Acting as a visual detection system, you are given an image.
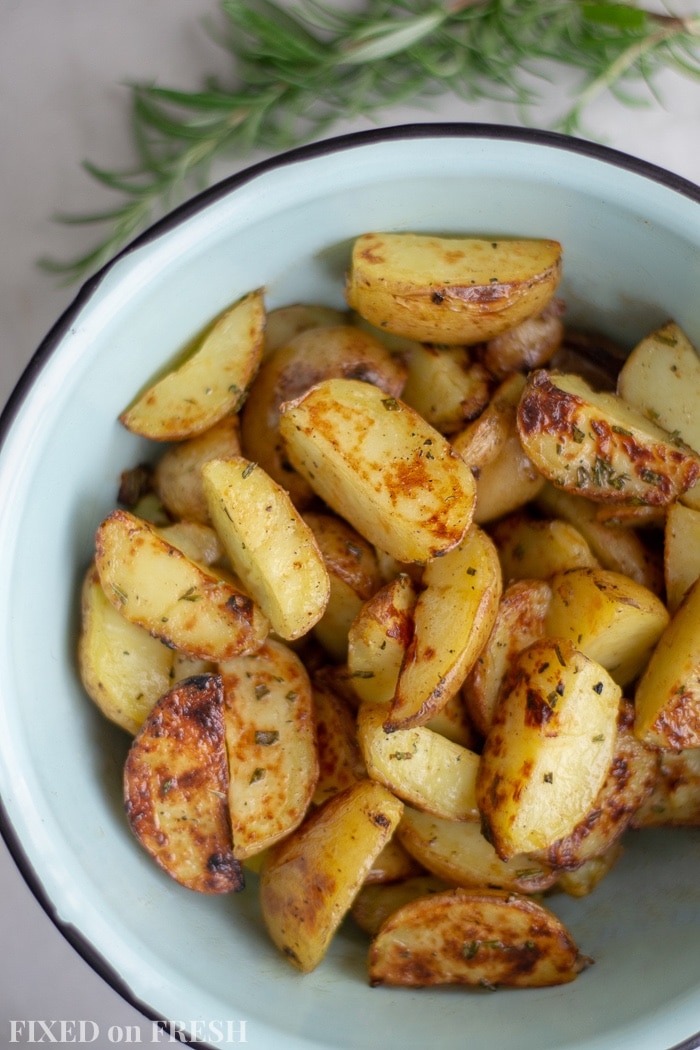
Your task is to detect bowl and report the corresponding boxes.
[1,123,700,1050]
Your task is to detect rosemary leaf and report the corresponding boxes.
[41,0,700,283]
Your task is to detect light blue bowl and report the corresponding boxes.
[1,124,700,1050]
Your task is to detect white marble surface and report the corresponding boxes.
[1,0,699,1043]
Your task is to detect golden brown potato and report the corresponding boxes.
[664,501,700,613]
[396,806,557,896]
[368,888,590,988]
[123,673,243,893]
[545,567,670,688]
[352,875,450,937]
[279,377,476,564]
[94,509,269,661]
[156,520,224,566]
[386,525,502,731]
[362,838,425,886]
[632,748,700,828]
[202,457,330,641]
[491,512,599,582]
[311,674,366,806]
[529,701,656,870]
[555,845,623,898]
[78,564,174,735]
[357,702,480,822]
[462,577,552,737]
[120,290,264,441]
[262,303,349,357]
[347,574,417,706]
[240,324,406,508]
[153,415,241,525]
[259,779,404,972]
[634,577,700,749]
[517,369,700,506]
[346,232,562,345]
[480,298,564,379]
[219,639,318,859]
[399,343,491,434]
[476,638,621,859]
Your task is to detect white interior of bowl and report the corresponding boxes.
[1,125,700,1050]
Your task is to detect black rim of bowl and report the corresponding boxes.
[1,121,699,1050]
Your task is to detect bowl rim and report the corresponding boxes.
[2,120,700,1050]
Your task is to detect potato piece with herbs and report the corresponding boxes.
[480,298,564,379]
[352,875,450,937]
[95,509,268,661]
[396,806,556,896]
[632,748,700,828]
[545,567,670,688]
[517,369,700,505]
[279,377,476,563]
[311,674,366,806]
[368,888,590,988]
[491,512,599,582]
[259,779,403,972]
[262,303,349,357]
[123,673,243,893]
[665,502,700,613]
[202,457,329,642]
[634,577,700,750]
[79,564,175,736]
[120,290,264,441]
[219,639,318,860]
[347,574,417,706]
[386,525,501,731]
[357,702,480,822]
[399,343,491,434]
[346,233,562,345]
[153,414,241,525]
[476,638,621,859]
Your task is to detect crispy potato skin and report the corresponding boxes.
[368,888,590,988]
[124,673,243,893]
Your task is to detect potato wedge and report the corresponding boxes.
[665,502,700,613]
[363,838,425,886]
[462,578,552,737]
[535,483,663,594]
[386,525,501,731]
[156,520,224,566]
[480,298,564,379]
[556,845,623,898]
[241,323,406,508]
[517,369,700,505]
[120,290,264,441]
[368,888,590,988]
[396,806,556,895]
[219,639,318,859]
[123,673,243,893]
[312,675,366,806]
[545,567,669,687]
[153,414,241,525]
[358,702,480,821]
[347,574,417,706]
[529,701,656,870]
[477,638,621,859]
[95,509,268,660]
[259,779,403,972]
[632,748,700,828]
[263,303,349,357]
[352,875,450,937]
[345,233,562,345]
[634,577,700,749]
[399,343,491,434]
[78,564,175,735]
[491,513,599,582]
[279,377,476,563]
[201,457,329,641]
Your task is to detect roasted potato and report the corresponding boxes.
[95,509,269,661]
[477,638,621,859]
[399,343,491,434]
[120,290,264,441]
[311,674,366,806]
[632,748,700,828]
[123,673,243,893]
[347,574,417,706]
[518,369,700,505]
[490,512,599,582]
[219,639,318,859]
[153,414,241,525]
[202,457,330,641]
[352,875,450,937]
[480,298,564,378]
[259,779,403,972]
[279,377,476,563]
[346,233,562,345]
[664,501,700,613]
[368,888,590,988]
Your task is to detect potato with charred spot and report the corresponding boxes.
[124,673,243,893]
[368,888,590,988]
[346,233,562,345]
[476,638,621,859]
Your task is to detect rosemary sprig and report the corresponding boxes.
[40,0,700,283]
